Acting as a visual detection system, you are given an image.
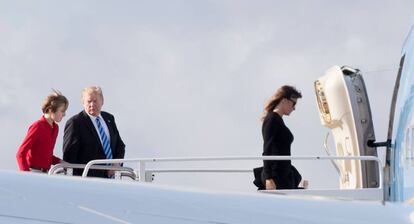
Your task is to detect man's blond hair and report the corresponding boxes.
[82,86,104,101]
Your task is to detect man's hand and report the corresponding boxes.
[107,163,121,178]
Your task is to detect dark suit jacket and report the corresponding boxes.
[63,110,125,177]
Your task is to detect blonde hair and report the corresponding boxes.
[41,89,69,113]
[262,85,302,120]
[82,86,104,101]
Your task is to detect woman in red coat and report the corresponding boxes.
[16,90,69,172]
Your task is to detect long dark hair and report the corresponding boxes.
[261,85,302,120]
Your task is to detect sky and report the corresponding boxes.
[1,1,413,192]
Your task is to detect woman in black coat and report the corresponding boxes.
[261,85,302,190]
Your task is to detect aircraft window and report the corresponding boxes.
[314,80,331,123]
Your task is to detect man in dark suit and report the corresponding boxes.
[63,86,125,178]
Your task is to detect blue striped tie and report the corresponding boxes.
[96,117,113,159]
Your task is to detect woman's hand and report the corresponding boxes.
[265,179,277,190]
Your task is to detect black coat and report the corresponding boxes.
[259,112,301,189]
[63,111,125,177]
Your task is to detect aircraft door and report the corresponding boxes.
[315,66,379,189]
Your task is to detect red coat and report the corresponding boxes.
[16,116,61,171]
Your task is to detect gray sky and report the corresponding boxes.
[1,1,413,191]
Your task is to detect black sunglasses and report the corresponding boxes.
[287,98,297,107]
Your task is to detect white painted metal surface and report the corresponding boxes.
[75,155,384,201]
[0,170,412,224]
[315,66,378,189]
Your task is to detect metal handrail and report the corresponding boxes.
[146,168,252,173]
[48,163,137,180]
[323,132,342,174]
[81,155,383,190]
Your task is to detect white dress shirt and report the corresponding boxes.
[86,113,111,146]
